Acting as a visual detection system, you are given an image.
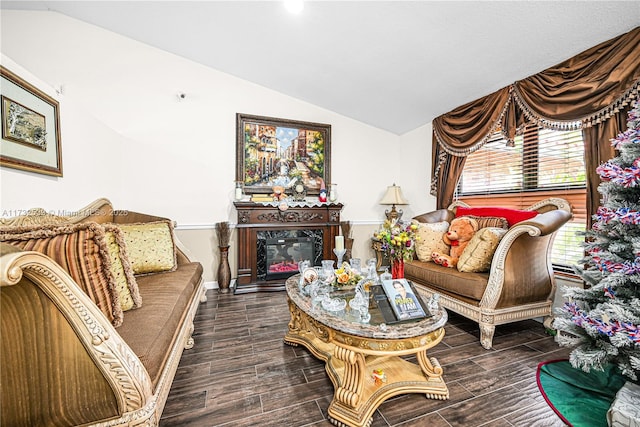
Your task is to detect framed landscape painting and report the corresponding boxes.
[1,66,62,177]
[236,113,331,195]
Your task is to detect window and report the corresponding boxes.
[457,125,586,273]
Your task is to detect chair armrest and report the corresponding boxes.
[480,209,572,310]
[516,209,573,236]
[412,209,455,224]
[1,245,153,425]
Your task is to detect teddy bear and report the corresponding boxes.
[270,185,286,201]
[431,216,478,268]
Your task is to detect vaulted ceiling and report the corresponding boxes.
[2,1,639,134]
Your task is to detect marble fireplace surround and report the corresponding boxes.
[234,201,343,294]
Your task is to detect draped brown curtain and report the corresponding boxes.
[583,105,631,229]
[431,26,640,213]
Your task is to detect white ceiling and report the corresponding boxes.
[2,1,639,134]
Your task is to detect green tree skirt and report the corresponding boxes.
[537,359,628,426]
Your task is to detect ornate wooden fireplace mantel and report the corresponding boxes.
[233,201,343,294]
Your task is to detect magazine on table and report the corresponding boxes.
[380,278,429,321]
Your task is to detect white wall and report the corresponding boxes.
[0,10,437,283]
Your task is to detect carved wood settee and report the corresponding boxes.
[405,198,573,349]
[0,198,205,426]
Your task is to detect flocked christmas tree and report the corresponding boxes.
[554,97,640,381]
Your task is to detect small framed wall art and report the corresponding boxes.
[1,66,62,177]
[236,113,330,195]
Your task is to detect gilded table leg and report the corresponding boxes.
[328,345,374,427]
[333,345,365,408]
[416,350,449,400]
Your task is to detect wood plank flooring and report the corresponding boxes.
[160,289,570,427]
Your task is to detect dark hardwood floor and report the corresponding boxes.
[160,289,570,427]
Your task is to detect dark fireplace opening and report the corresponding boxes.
[256,229,323,281]
[265,237,314,280]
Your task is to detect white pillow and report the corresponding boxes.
[457,227,507,272]
[413,220,450,262]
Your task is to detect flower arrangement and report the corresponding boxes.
[333,262,362,288]
[375,219,418,262]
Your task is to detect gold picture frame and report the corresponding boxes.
[1,66,62,177]
[236,113,330,195]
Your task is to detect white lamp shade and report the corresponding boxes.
[379,184,408,206]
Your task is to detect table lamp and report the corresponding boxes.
[379,183,408,222]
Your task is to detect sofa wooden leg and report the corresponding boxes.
[543,315,555,331]
[479,323,495,349]
[185,336,194,350]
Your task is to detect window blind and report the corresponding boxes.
[457,126,587,272]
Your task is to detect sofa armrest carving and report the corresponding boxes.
[481,223,546,309]
[1,247,153,424]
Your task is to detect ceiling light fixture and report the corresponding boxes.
[283,0,304,14]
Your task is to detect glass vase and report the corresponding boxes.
[391,259,404,279]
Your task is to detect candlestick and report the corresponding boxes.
[335,235,344,251]
[333,248,346,267]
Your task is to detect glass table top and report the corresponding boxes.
[285,274,448,339]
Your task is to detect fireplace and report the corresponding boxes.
[264,235,315,280]
[234,201,343,293]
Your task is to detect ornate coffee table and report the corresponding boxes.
[284,275,449,427]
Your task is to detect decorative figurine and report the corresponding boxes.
[371,369,387,385]
[271,185,286,201]
[292,182,306,201]
[319,187,327,202]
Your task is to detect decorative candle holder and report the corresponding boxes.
[333,248,346,266]
[234,181,244,201]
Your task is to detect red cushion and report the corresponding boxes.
[455,206,537,227]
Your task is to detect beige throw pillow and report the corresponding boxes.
[102,224,142,310]
[457,227,507,273]
[117,221,177,275]
[413,220,450,262]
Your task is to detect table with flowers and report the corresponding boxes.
[283,271,449,427]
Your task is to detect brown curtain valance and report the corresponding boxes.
[430,26,640,212]
[432,86,514,156]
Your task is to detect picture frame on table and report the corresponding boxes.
[0,66,62,177]
[236,113,330,196]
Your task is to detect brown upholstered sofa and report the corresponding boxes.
[0,198,205,426]
[405,198,572,349]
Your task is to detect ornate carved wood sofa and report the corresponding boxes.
[0,198,205,426]
[405,198,572,349]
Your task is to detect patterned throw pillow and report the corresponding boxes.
[457,227,508,273]
[102,224,142,310]
[461,215,509,230]
[413,220,450,262]
[0,222,123,327]
[455,206,537,227]
[117,221,177,275]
